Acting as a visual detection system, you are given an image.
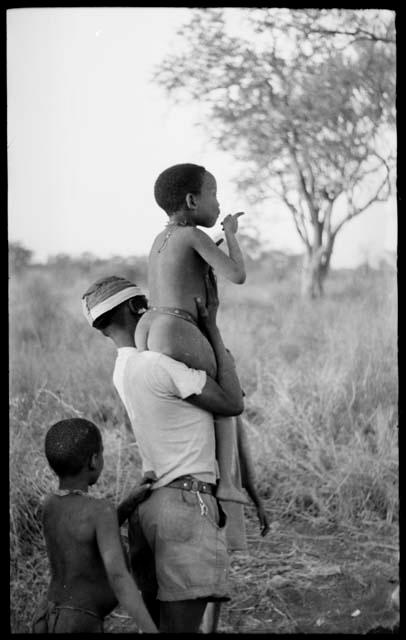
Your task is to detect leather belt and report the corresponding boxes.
[166,475,216,495]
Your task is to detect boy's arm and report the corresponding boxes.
[185,269,244,416]
[236,415,270,537]
[191,213,246,284]
[116,478,155,527]
[95,502,159,633]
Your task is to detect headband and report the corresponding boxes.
[82,285,145,326]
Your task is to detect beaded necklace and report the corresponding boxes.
[53,488,90,497]
[157,219,191,253]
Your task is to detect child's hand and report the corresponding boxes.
[221,212,245,235]
[141,470,158,484]
[126,472,157,506]
[257,503,270,537]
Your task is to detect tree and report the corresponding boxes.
[154,8,396,297]
[9,242,33,274]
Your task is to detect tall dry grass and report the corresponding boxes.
[9,264,398,632]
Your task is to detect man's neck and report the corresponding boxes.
[111,328,136,349]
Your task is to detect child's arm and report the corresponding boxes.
[116,477,155,527]
[191,212,246,284]
[95,502,159,633]
[236,415,270,537]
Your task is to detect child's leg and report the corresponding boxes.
[200,602,222,633]
[215,417,249,505]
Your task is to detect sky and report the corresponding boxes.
[7,7,397,269]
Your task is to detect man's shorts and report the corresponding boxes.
[127,486,230,602]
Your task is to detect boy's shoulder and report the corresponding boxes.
[159,225,211,240]
[42,493,114,518]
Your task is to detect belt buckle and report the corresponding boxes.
[190,479,199,492]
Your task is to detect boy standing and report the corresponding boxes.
[32,418,158,633]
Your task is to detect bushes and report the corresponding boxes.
[218,271,397,525]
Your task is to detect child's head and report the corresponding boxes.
[154,163,220,227]
[45,418,103,484]
[82,275,148,334]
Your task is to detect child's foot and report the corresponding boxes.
[216,482,249,505]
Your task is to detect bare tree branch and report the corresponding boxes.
[322,198,335,243]
[286,134,319,225]
[277,172,311,249]
[332,169,391,237]
[303,26,395,44]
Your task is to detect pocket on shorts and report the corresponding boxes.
[161,489,200,542]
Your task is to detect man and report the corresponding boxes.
[82,270,243,633]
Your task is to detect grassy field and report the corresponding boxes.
[9,260,398,633]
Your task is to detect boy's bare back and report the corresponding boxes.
[149,225,210,316]
[136,226,219,375]
[42,494,120,618]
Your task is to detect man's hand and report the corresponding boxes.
[195,267,219,330]
[221,212,245,235]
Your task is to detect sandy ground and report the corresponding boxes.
[105,502,399,634]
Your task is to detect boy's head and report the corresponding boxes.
[45,418,103,483]
[82,275,148,334]
[154,163,220,227]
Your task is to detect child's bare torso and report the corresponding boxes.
[136,226,217,376]
[42,495,119,618]
[149,226,209,315]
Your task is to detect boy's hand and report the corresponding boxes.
[126,472,157,506]
[195,267,219,329]
[257,502,270,537]
[221,212,245,235]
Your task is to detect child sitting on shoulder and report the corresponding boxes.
[31,418,158,634]
[136,163,247,504]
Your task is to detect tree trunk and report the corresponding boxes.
[301,249,328,299]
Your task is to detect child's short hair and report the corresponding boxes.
[154,163,206,214]
[45,418,102,478]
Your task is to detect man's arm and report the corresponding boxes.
[95,502,158,633]
[185,269,244,416]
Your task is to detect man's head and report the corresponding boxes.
[82,275,148,335]
[45,418,103,484]
[154,163,220,227]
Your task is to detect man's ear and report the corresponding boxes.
[185,192,197,210]
[128,298,147,316]
[128,299,138,315]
